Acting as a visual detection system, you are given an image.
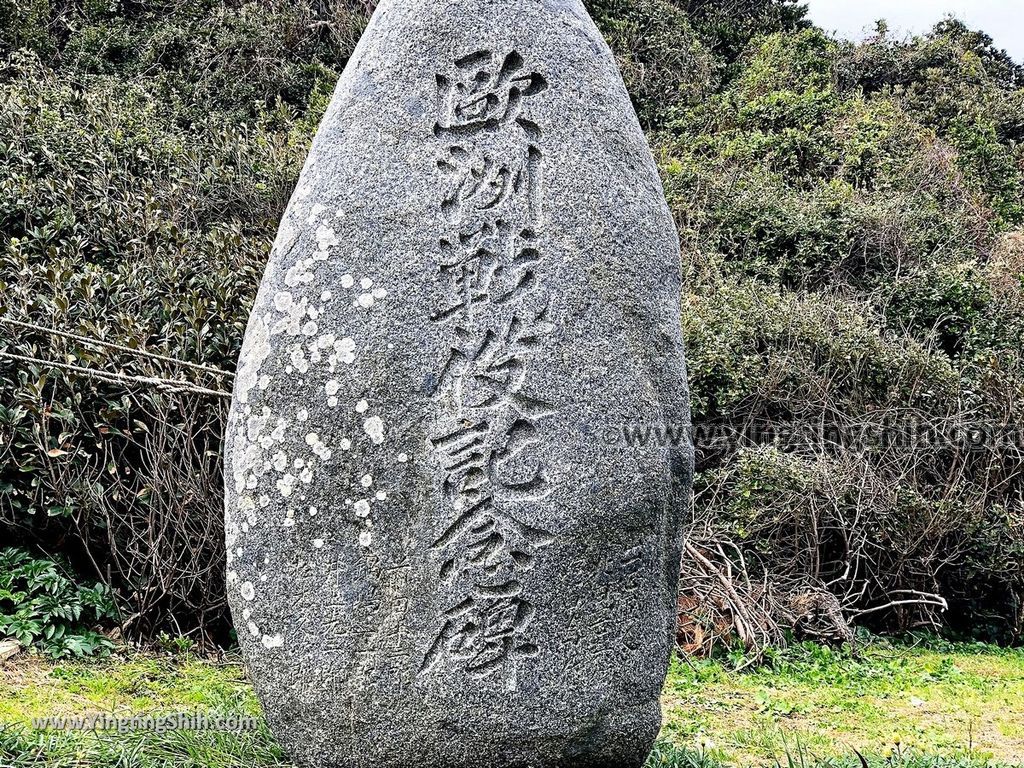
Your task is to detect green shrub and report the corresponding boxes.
[585,0,715,127]
[0,47,309,643]
[660,25,1023,638]
[674,0,809,70]
[0,0,55,59]
[839,20,1024,228]
[0,547,117,658]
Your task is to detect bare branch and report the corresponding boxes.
[0,351,231,400]
[0,316,234,379]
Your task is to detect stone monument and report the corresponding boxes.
[224,0,693,765]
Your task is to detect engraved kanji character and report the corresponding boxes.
[421,582,539,679]
[435,51,547,136]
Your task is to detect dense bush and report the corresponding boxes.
[0,547,116,657]
[668,24,1024,642]
[0,1,352,644]
[584,0,715,127]
[0,0,1021,646]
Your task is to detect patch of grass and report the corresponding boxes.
[0,641,1022,767]
[661,640,1024,766]
[0,652,280,768]
[0,721,289,768]
[0,655,257,725]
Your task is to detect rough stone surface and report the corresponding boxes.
[0,640,20,662]
[224,1,692,766]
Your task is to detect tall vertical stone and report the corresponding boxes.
[224,1,692,766]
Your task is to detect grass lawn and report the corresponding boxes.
[0,638,1021,767]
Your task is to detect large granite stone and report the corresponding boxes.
[224,1,692,765]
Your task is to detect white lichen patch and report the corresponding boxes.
[234,316,271,405]
[277,474,298,497]
[288,344,309,374]
[336,275,386,310]
[306,203,326,224]
[315,225,339,252]
[328,338,356,371]
[305,432,332,460]
[261,634,284,649]
[284,258,316,288]
[270,291,312,340]
[227,183,405,628]
[364,416,385,445]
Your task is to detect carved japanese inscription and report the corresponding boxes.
[423,50,555,688]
